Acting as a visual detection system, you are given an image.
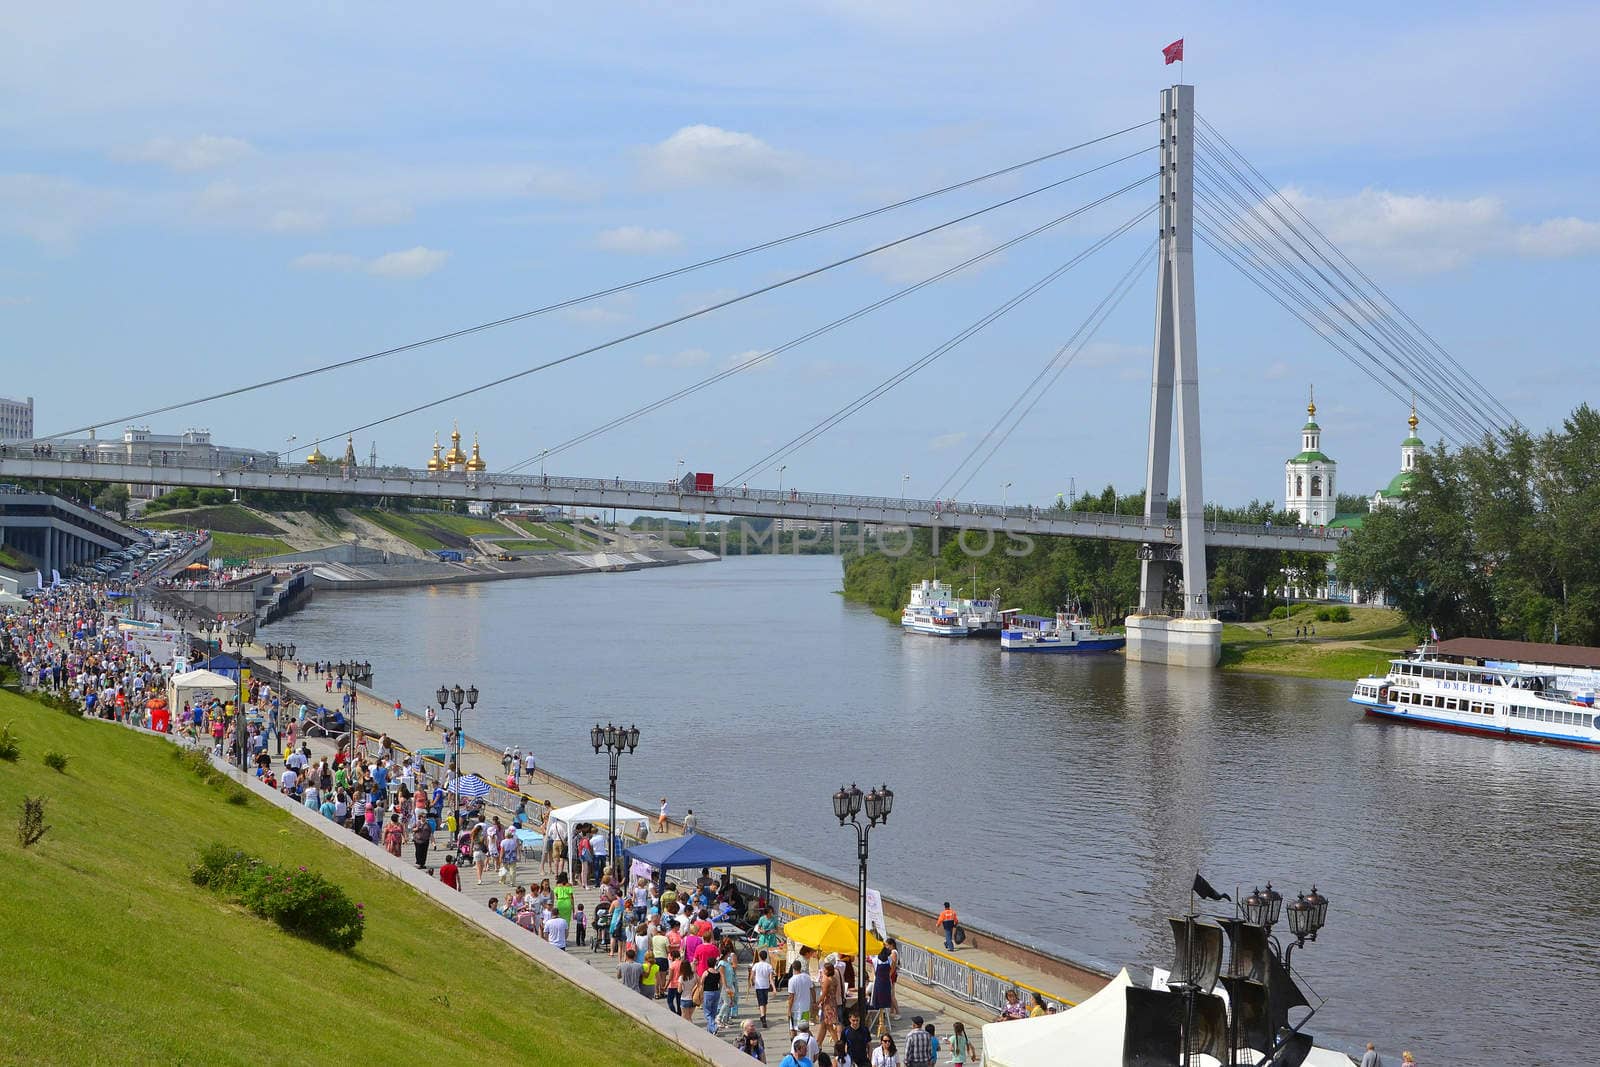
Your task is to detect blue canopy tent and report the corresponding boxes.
[622,833,772,903]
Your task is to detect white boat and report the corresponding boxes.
[958,589,1005,636]
[1350,645,1600,750]
[1000,609,1126,653]
[901,579,969,637]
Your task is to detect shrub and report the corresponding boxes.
[0,722,19,762]
[173,745,224,786]
[1329,605,1351,622]
[17,796,49,848]
[192,845,365,951]
[43,750,69,773]
[1268,605,1288,620]
[225,785,250,806]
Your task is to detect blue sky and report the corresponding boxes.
[2,2,1596,507]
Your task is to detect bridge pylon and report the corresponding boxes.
[1126,83,1222,667]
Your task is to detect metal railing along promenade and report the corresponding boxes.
[0,448,1349,554]
[729,876,1076,1018]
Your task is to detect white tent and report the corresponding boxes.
[170,669,239,714]
[981,970,1355,1067]
[547,797,650,872]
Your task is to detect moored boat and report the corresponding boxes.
[999,609,1125,653]
[901,579,969,637]
[1351,644,1600,749]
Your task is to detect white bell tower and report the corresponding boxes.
[1284,386,1336,525]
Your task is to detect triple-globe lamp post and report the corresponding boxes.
[437,683,478,830]
[591,723,640,883]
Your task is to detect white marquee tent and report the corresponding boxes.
[980,969,1354,1067]
[169,669,238,712]
[546,797,650,870]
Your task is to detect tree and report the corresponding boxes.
[92,483,130,515]
[1337,404,1600,643]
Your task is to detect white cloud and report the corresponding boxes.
[117,134,256,172]
[1514,217,1600,259]
[0,295,35,307]
[0,172,135,247]
[1076,341,1144,370]
[1279,186,1600,272]
[291,246,449,279]
[864,223,997,283]
[721,349,776,372]
[643,348,712,369]
[929,431,968,451]
[639,125,803,187]
[1263,360,1292,381]
[368,246,450,278]
[596,225,682,254]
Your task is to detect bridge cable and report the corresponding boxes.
[936,242,1156,501]
[725,201,1157,487]
[1192,136,1505,440]
[1192,151,1499,441]
[287,168,1161,462]
[501,188,1154,473]
[1192,221,1464,446]
[1192,175,1487,443]
[42,122,1157,441]
[1194,114,1517,433]
[1191,202,1474,444]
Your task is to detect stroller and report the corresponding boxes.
[591,900,611,954]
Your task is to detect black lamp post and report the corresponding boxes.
[225,625,251,769]
[334,660,374,770]
[438,683,479,831]
[591,722,640,883]
[263,642,296,755]
[1243,881,1329,972]
[833,782,893,1018]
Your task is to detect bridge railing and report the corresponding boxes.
[0,447,1347,544]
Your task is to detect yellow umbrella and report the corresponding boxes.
[782,913,883,957]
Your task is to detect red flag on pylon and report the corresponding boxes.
[1163,39,1184,65]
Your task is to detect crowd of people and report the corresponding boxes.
[2,584,1006,1067]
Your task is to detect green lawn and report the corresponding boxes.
[140,504,284,536]
[510,519,592,550]
[353,509,506,552]
[207,531,296,560]
[1219,605,1414,679]
[0,545,33,570]
[0,693,696,1067]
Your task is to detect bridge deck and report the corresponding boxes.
[0,453,1345,553]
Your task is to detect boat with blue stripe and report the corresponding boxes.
[1000,609,1125,654]
[1351,644,1600,750]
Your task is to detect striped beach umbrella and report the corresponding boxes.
[453,773,491,799]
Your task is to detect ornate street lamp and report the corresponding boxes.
[592,722,640,884]
[834,781,893,1017]
[439,683,478,831]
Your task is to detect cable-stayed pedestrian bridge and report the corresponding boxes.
[0,450,1345,554]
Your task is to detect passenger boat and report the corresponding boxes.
[1350,645,1600,749]
[901,579,968,637]
[999,609,1126,653]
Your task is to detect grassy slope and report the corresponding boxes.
[1220,605,1413,679]
[0,693,695,1067]
[139,504,284,536]
[0,545,33,570]
[354,510,506,552]
[206,531,296,559]
[510,519,591,550]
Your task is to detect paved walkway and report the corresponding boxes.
[211,629,1105,1056]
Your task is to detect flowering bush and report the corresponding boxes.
[191,844,365,950]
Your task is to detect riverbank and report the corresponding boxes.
[0,689,702,1066]
[1219,605,1412,679]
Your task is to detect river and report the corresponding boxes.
[280,554,1597,1064]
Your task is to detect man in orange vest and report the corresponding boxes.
[934,902,959,952]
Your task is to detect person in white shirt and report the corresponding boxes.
[787,961,815,1034]
[545,913,569,950]
[749,950,777,1029]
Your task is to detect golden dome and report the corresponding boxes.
[1307,384,1316,419]
[1408,403,1419,432]
[305,442,329,464]
[464,433,486,472]
[443,421,468,467]
[426,433,443,471]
